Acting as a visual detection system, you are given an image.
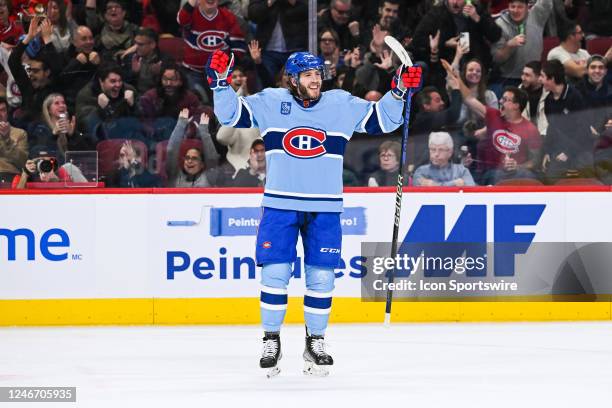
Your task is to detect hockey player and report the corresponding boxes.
[207,50,422,377]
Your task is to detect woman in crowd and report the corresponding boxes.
[29,93,93,158]
[47,0,77,54]
[367,140,401,187]
[166,109,219,188]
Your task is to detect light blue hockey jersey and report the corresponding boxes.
[213,87,404,212]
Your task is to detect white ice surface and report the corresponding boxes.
[2,322,612,407]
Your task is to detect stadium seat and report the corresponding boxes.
[542,36,560,61]
[158,36,185,63]
[586,37,612,56]
[96,139,148,179]
[555,178,604,186]
[495,178,544,186]
[155,139,204,184]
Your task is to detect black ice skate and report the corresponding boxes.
[260,332,282,378]
[303,331,333,377]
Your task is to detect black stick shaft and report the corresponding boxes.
[384,90,413,322]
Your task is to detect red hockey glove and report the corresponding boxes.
[391,65,423,100]
[206,50,234,90]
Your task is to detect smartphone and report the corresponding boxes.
[459,32,470,50]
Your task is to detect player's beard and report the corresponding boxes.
[298,82,321,100]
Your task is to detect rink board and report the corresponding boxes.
[1,187,612,325]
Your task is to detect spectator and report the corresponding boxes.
[30,92,93,157]
[211,138,266,187]
[121,27,165,94]
[59,26,100,111]
[540,59,590,180]
[367,140,400,187]
[443,60,542,184]
[107,140,160,187]
[0,40,23,109]
[449,54,497,170]
[318,28,349,89]
[0,0,24,46]
[353,48,394,96]
[248,0,307,86]
[231,138,266,187]
[450,51,497,130]
[13,146,87,188]
[318,0,361,51]
[178,0,246,103]
[0,97,27,183]
[363,0,404,57]
[576,55,612,156]
[319,28,341,73]
[547,21,590,83]
[230,65,248,95]
[85,0,139,62]
[46,0,77,54]
[413,131,475,186]
[8,17,61,124]
[166,109,219,187]
[519,60,548,136]
[411,0,501,71]
[410,81,463,171]
[576,54,612,110]
[247,38,272,90]
[138,62,207,142]
[75,62,140,142]
[491,0,553,96]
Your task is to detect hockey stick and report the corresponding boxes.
[383,36,414,326]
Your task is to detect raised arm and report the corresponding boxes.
[196,112,220,169]
[207,51,255,128]
[441,59,486,119]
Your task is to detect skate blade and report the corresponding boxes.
[265,366,281,378]
[303,360,329,377]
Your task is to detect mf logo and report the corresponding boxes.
[282,127,327,159]
[0,228,71,261]
[196,30,228,52]
[401,204,545,277]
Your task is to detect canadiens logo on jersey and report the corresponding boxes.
[282,127,327,159]
[492,129,521,154]
[195,30,230,52]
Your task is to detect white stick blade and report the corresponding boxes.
[383,36,413,66]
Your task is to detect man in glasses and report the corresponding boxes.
[85,0,139,61]
[121,28,168,94]
[8,17,59,124]
[547,22,591,83]
[318,0,361,51]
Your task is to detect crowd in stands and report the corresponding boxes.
[0,0,610,188]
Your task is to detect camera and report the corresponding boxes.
[36,157,58,173]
